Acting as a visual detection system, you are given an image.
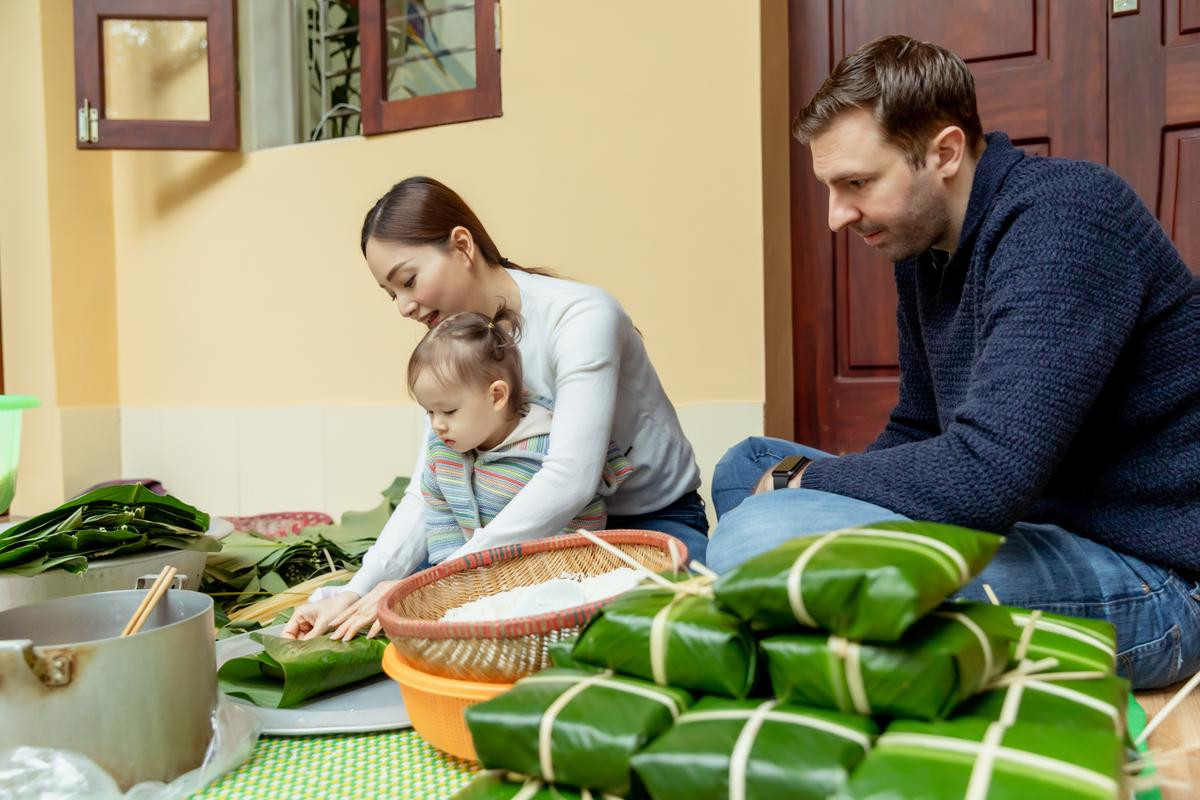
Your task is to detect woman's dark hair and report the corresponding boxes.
[407,304,527,419]
[361,176,554,276]
[793,34,984,169]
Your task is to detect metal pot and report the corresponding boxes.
[0,588,217,790]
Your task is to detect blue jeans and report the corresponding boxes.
[710,436,1200,690]
[609,490,709,567]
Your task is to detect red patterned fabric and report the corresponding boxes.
[224,511,335,539]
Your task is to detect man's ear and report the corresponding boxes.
[489,379,510,411]
[928,125,967,179]
[449,225,476,266]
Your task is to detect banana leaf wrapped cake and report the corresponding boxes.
[631,696,877,800]
[761,602,1012,719]
[1000,605,1118,674]
[843,717,1125,800]
[453,772,622,800]
[571,586,758,698]
[464,667,691,796]
[954,669,1129,735]
[713,521,1003,641]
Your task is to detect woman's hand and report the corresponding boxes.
[329,580,401,641]
[281,591,358,640]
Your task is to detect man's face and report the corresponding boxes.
[810,109,951,262]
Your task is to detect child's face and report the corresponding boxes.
[413,371,512,453]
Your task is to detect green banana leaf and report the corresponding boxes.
[954,672,1130,735]
[0,484,214,575]
[631,697,878,800]
[217,633,387,709]
[453,772,623,800]
[713,520,1003,641]
[202,491,396,614]
[571,587,759,698]
[843,717,1124,800]
[1000,605,1118,674]
[546,637,600,672]
[464,667,691,796]
[761,602,1013,720]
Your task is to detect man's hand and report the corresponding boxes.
[752,461,813,495]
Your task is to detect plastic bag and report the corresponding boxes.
[0,696,260,800]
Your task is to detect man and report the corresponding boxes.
[709,35,1199,689]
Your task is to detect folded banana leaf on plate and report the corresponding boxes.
[464,667,691,796]
[998,605,1118,674]
[842,717,1124,800]
[631,696,877,800]
[218,633,388,709]
[453,772,623,800]
[571,586,758,698]
[713,520,1003,641]
[761,602,1012,720]
[953,669,1130,735]
[0,484,215,576]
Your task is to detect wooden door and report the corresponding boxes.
[786,0,1107,453]
[1109,0,1200,274]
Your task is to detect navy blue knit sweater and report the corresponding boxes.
[802,132,1200,572]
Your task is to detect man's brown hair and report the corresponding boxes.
[793,35,983,169]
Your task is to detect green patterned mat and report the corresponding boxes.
[191,730,477,800]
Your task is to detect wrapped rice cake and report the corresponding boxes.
[844,717,1124,800]
[954,670,1129,735]
[1001,606,1118,674]
[761,602,1012,720]
[571,586,758,698]
[453,772,622,800]
[464,667,690,796]
[714,521,1003,641]
[631,697,878,800]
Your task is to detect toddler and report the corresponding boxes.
[408,307,633,563]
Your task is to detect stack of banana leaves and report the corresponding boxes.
[203,477,407,632]
[0,484,214,576]
[454,520,1148,800]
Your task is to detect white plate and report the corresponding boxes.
[215,624,411,736]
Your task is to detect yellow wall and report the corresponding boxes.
[2,0,769,513]
[0,0,119,512]
[110,1,766,407]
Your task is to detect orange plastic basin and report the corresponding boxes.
[381,643,513,762]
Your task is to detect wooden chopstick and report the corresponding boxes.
[121,565,177,637]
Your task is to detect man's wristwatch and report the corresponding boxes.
[771,455,813,490]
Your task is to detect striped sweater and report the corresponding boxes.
[421,402,634,563]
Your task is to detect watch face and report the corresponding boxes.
[773,455,805,476]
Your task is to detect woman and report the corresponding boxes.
[283,177,707,641]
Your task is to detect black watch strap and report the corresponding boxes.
[771,456,813,490]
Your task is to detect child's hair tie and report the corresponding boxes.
[498,256,511,267]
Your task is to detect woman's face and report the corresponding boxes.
[364,231,480,329]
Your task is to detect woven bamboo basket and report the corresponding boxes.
[376,530,688,683]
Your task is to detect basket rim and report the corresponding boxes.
[376,529,688,641]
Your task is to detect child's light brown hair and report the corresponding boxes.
[407,305,527,418]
